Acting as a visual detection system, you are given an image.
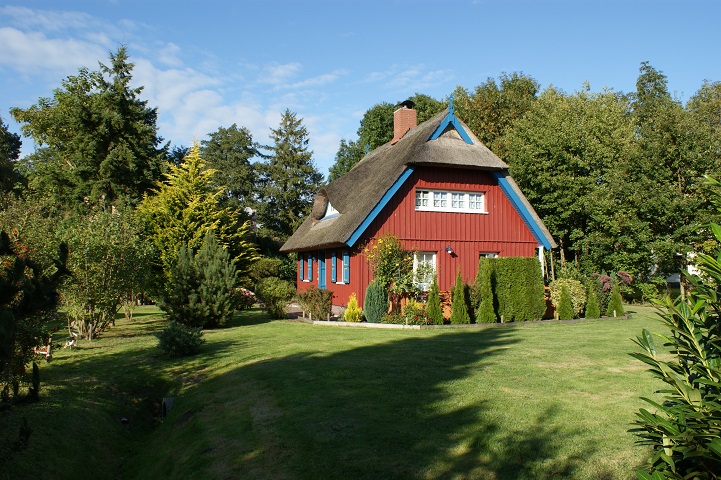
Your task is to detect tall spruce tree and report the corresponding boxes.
[257,109,323,239]
[426,275,444,325]
[10,47,166,205]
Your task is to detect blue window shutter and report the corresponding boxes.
[308,255,313,282]
[299,254,305,280]
[342,250,350,284]
[331,250,337,283]
[318,251,326,289]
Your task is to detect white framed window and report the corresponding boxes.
[415,190,429,208]
[413,252,436,291]
[415,189,486,213]
[480,252,498,258]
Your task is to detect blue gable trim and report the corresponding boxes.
[429,99,473,144]
[347,166,415,247]
[492,171,553,250]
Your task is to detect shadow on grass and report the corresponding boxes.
[137,328,600,479]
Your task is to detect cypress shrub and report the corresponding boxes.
[363,279,387,323]
[425,275,444,325]
[494,257,545,322]
[585,283,601,318]
[157,320,205,357]
[344,293,362,322]
[557,285,574,320]
[450,270,471,324]
[606,284,624,317]
[474,257,496,323]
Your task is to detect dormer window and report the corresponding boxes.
[322,202,339,220]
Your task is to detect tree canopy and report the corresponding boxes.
[0,116,22,194]
[256,109,323,239]
[10,47,166,205]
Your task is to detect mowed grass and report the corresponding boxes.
[1,305,669,479]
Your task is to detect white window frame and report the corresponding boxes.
[479,252,499,258]
[413,252,436,291]
[415,189,487,213]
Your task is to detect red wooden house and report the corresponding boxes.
[280,101,556,308]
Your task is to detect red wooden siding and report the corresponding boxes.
[296,166,540,308]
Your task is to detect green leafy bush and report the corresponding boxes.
[556,285,574,320]
[549,278,587,317]
[157,321,204,357]
[425,275,444,325]
[363,279,387,323]
[473,257,497,323]
[450,271,471,324]
[296,286,333,320]
[606,284,624,317]
[381,300,431,325]
[255,277,295,319]
[585,283,601,318]
[344,293,362,322]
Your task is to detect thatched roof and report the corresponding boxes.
[280,108,556,252]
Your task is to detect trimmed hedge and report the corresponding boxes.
[474,256,545,322]
[473,257,497,323]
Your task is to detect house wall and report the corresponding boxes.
[296,166,540,309]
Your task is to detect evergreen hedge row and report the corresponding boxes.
[473,256,545,322]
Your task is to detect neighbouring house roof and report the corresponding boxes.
[280,107,557,253]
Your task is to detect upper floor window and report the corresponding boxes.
[415,189,486,213]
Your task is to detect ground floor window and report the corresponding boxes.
[480,252,499,258]
[413,251,436,291]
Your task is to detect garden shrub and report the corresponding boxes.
[556,285,574,320]
[363,279,387,323]
[255,277,295,319]
[584,283,601,318]
[549,278,586,317]
[630,203,721,477]
[157,321,204,357]
[160,232,238,328]
[296,285,333,320]
[450,270,471,324]
[364,234,415,294]
[235,287,256,310]
[425,275,444,325]
[248,256,283,287]
[474,257,497,323]
[636,282,661,304]
[381,299,431,325]
[493,257,545,322]
[606,284,624,317]
[344,293,362,322]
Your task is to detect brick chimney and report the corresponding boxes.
[391,100,417,144]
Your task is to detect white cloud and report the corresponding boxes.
[289,69,349,89]
[259,62,302,85]
[0,6,97,32]
[0,27,106,75]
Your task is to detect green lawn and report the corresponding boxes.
[1,305,669,479]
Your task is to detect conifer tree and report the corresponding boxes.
[475,257,497,323]
[139,144,257,286]
[426,275,444,325]
[585,283,601,318]
[450,270,471,324]
[11,47,166,205]
[606,284,625,317]
[557,285,574,320]
[344,293,362,322]
[363,279,387,323]
[257,109,323,239]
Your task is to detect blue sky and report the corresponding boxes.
[1,0,720,176]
